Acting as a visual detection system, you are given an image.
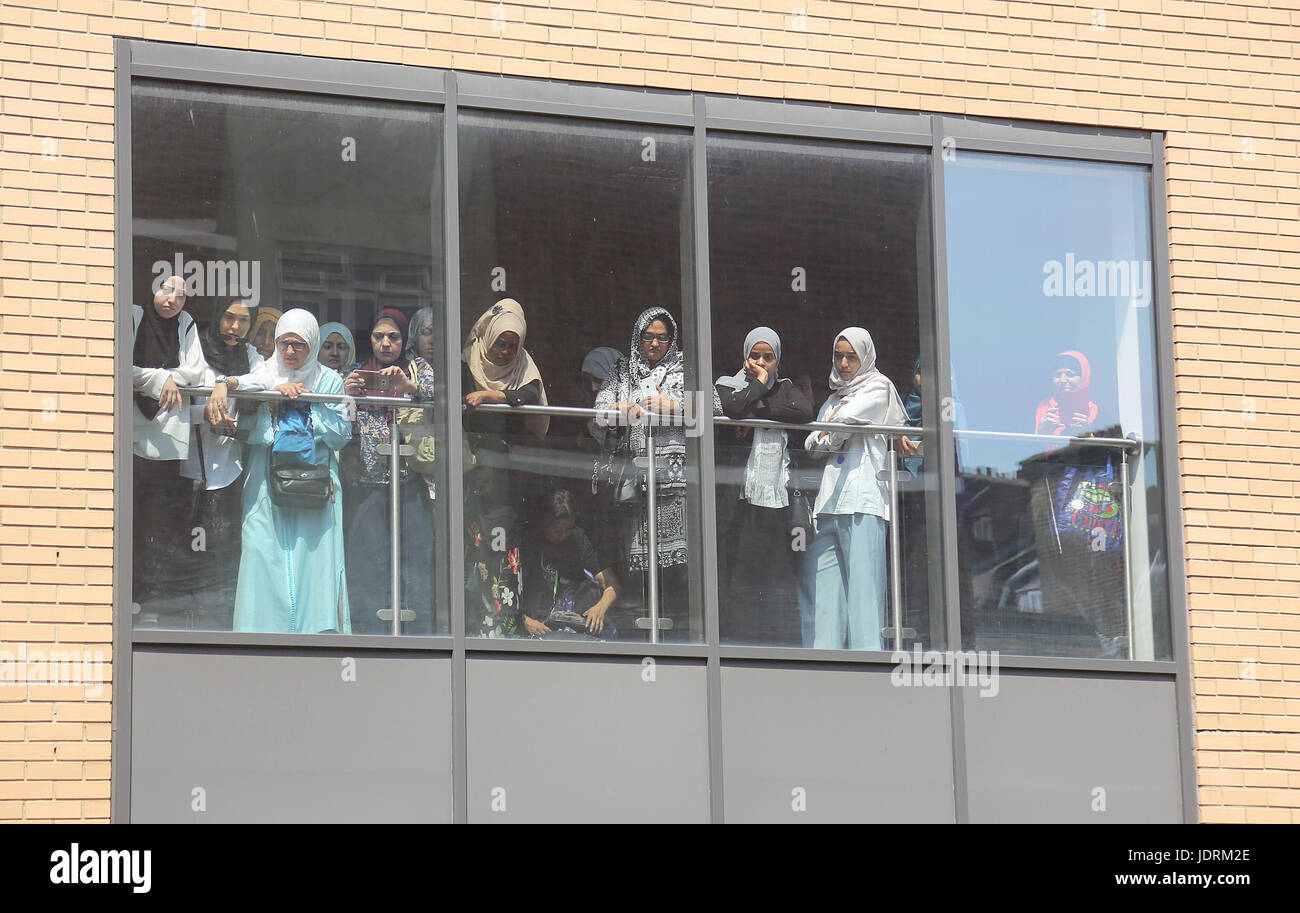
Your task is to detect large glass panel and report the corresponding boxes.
[457,111,699,642]
[129,81,446,635]
[945,152,1171,660]
[707,133,938,650]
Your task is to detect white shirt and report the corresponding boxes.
[131,305,207,461]
[180,343,268,490]
[804,391,893,522]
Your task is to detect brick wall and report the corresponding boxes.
[1,0,1295,822]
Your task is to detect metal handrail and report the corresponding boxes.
[178,385,431,409]
[182,386,1141,653]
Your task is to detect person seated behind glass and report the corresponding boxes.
[520,489,621,639]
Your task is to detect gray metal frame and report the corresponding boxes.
[112,39,1194,823]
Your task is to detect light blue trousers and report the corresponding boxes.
[800,512,888,650]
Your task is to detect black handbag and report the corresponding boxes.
[269,462,333,509]
[268,405,333,509]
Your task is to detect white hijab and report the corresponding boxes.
[261,308,324,390]
[829,327,907,425]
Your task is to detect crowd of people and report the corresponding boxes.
[131,279,1114,648]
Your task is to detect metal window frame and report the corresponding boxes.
[112,39,1192,824]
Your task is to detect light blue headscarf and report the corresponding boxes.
[318,322,355,374]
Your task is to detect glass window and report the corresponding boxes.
[944,152,1171,660]
[129,81,446,635]
[457,111,699,642]
[707,133,939,650]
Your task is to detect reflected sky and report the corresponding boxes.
[945,153,1157,476]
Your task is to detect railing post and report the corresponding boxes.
[887,434,903,652]
[389,407,402,636]
[645,416,660,645]
[1121,445,1134,660]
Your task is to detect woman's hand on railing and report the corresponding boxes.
[158,377,182,413]
[464,389,507,408]
[275,382,305,399]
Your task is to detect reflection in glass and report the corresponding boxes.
[945,153,1169,659]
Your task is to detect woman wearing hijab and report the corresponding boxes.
[168,297,270,626]
[340,307,437,635]
[233,309,353,634]
[1025,349,1127,655]
[801,328,907,650]
[406,307,436,365]
[250,307,282,361]
[318,321,355,377]
[131,275,208,614]
[1035,350,1098,436]
[594,307,722,641]
[714,327,813,645]
[461,299,548,638]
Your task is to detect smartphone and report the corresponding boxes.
[355,370,394,395]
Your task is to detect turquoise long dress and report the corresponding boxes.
[233,369,353,633]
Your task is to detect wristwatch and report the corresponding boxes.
[214,375,228,387]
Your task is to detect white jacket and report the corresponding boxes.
[131,305,207,460]
[804,390,895,522]
[180,343,268,490]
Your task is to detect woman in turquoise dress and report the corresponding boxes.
[234,309,353,633]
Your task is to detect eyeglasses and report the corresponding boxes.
[417,327,434,337]
[372,332,402,343]
[641,332,671,344]
[277,339,309,352]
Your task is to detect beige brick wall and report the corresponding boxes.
[0,0,1295,822]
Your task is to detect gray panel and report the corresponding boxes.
[456,71,692,122]
[704,94,930,145]
[131,648,453,823]
[130,41,444,102]
[466,657,709,822]
[938,116,1151,162]
[964,672,1182,823]
[721,664,954,823]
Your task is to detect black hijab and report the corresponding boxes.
[200,298,253,378]
[133,296,183,421]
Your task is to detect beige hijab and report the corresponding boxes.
[462,298,549,437]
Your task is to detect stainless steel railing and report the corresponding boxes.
[179,386,1142,654]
